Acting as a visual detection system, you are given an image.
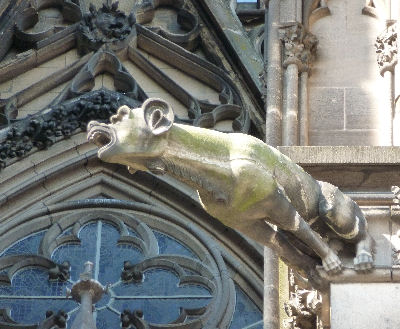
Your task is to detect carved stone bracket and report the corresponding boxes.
[375,24,397,76]
[121,261,144,282]
[48,261,70,282]
[279,23,318,73]
[39,310,68,329]
[121,310,148,329]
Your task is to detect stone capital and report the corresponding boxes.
[375,24,397,76]
[279,23,318,73]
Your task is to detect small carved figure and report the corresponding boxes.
[87,99,374,274]
[48,261,70,282]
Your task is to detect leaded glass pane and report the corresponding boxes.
[0,217,262,328]
[99,222,143,284]
[0,268,71,296]
[1,231,45,256]
[112,269,211,296]
[229,286,263,329]
[0,299,77,324]
[113,298,209,324]
[154,231,199,259]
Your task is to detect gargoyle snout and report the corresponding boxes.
[87,120,100,131]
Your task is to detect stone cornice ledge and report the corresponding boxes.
[278,146,400,165]
[317,266,400,283]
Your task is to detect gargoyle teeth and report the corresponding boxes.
[88,129,112,147]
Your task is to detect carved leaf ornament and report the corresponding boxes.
[0,0,250,171]
[0,209,261,328]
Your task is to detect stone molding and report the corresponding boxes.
[278,146,400,164]
[279,23,318,73]
[375,23,397,75]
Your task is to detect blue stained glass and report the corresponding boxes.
[113,298,209,324]
[1,231,46,257]
[0,299,77,324]
[52,223,99,281]
[0,219,225,327]
[154,231,198,259]
[229,286,262,329]
[98,223,143,284]
[112,269,210,297]
[95,309,121,329]
[94,291,111,309]
[0,268,71,296]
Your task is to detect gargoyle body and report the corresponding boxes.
[87,98,374,274]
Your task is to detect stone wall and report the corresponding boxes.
[309,0,386,146]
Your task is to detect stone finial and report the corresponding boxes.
[279,23,318,73]
[375,24,397,75]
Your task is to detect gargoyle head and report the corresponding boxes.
[87,98,174,172]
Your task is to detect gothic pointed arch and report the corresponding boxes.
[0,130,263,328]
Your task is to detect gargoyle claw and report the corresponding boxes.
[322,250,342,274]
[354,251,373,272]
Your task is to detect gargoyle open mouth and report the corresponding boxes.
[87,123,116,157]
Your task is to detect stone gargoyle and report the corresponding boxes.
[87,98,374,277]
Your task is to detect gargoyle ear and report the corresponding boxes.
[143,98,174,135]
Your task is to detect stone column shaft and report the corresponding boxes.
[264,246,279,329]
[375,23,397,145]
[265,0,282,146]
[280,24,318,146]
[263,2,280,329]
[283,63,299,145]
[299,71,309,145]
[382,70,394,145]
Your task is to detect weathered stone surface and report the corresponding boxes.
[331,283,400,329]
[345,88,380,130]
[278,146,400,165]
[309,88,344,131]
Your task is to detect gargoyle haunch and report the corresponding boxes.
[87,98,374,274]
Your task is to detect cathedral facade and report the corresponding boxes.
[0,0,398,328]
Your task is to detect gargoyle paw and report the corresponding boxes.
[322,250,342,274]
[354,251,373,272]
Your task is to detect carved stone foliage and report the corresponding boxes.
[0,90,139,170]
[280,23,318,73]
[78,2,136,54]
[375,24,397,75]
[0,208,243,329]
[284,270,322,329]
